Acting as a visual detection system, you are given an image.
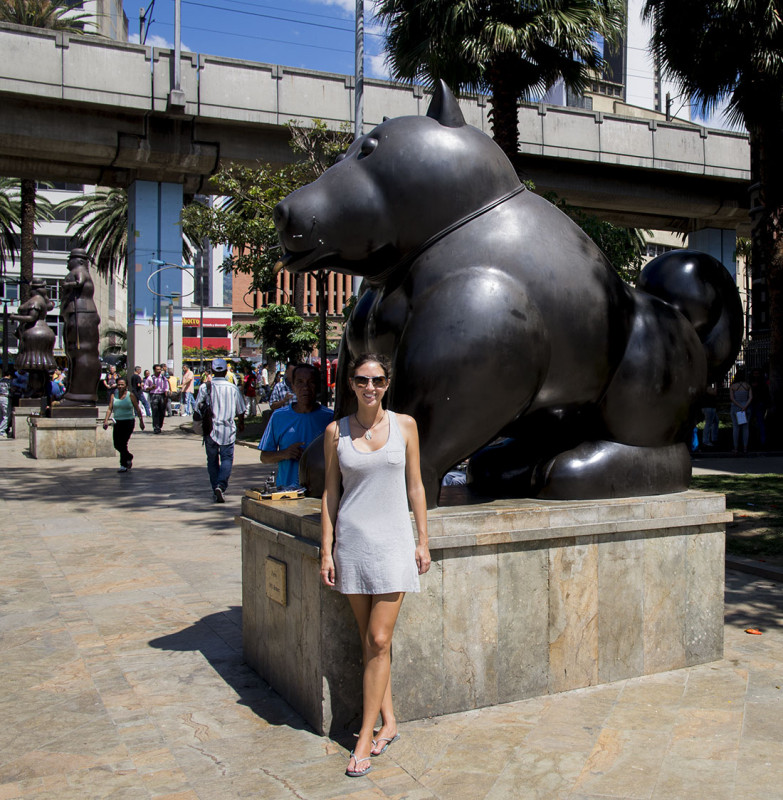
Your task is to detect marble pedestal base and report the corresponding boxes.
[29,416,114,458]
[240,492,729,737]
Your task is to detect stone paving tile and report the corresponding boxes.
[3,432,783,798]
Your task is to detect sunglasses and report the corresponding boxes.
[351,375,389,388]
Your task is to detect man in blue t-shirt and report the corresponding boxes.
[259,363,333,488]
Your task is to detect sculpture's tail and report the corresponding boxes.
[637,249,743,381]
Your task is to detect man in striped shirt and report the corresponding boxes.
[196,358,246,503]
[149,364,170,434]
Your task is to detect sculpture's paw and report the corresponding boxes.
[535,441,691,500]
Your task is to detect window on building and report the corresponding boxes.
[182,326,228,337]
[35,235,75,252]
[42,182,84,192]
[646,243,676,258]
[1,281,19,302]
[53,205,79,222]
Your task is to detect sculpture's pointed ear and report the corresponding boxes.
[426,80,466,128]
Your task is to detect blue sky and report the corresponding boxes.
[124,0,390,78]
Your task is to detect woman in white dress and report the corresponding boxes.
[320,354,430,778]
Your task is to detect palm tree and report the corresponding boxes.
[643,0,783,432]
[0,178,21,276]
[376,0,625,160]
[0,0,91,29]
[0,0,90,299]
[59,188,202,280]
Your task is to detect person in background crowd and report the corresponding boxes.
[701,382,719,449]
[130,365,147,414]
[749,368,769,449]
[103,377,145,472]
[167,368,179,416]
[729,370,752,455]
[102,364,118,395]
[0,369,11,438]
[269,362,297,411]
[259,364,333,488]
[256,362,270,402]
[141,369,153,417]
[196,358,246,503]
[243,367,258,417]
[181,364,195,415]
[149,364,170,433]
[226,361,236,385]
[11,370,29,398]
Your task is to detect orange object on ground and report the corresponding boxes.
[745,628,763,635]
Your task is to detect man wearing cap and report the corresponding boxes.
[196,358,246,503]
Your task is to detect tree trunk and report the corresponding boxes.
[487,57,521,162]
[752,120,783,444]
[292,272,306,316]
[19,179,36,303]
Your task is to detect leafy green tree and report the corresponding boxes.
[376,0,624,160]
[231,303,319,364]
[181,119,352,305]
[0,0,90,300]
[643,0,783,429]
[0,178,21,273]
[0,0,91,29]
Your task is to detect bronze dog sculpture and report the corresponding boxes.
[274,81,742,508]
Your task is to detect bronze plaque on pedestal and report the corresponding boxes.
[265,557,287,606]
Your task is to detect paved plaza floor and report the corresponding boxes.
[1,425,782,799]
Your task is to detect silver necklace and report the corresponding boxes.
[354,412,386,440]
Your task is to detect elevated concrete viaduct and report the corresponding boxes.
[0,21,752,368]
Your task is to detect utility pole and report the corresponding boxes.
[354,0,363,139]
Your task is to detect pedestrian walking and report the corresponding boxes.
[181,365,195,415]
[140,369,153,416]
[243,367,257,417]
[149,364,170,433]
[0,369,11,438]
[196,358,246,503]
[103,378,145,472]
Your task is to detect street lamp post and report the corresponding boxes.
[149,260,201,371]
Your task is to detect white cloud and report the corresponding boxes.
[128,32,194,52]
[366,52,391,80]
[306,0,356,13]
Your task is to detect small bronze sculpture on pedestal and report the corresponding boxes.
[60,248,101,406]
[11,278,56,398]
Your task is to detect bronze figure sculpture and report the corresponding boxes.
[11,278,56,398]
[60,248,101,406]
[275,82,742,508]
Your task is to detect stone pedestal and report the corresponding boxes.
[29,416,114,458]
[240,492,730,737]
[10,398,45,439]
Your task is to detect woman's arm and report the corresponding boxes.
[320,421,341,587]
[130,392,145,429]
[398,414,431,575]
[103,394,114,428]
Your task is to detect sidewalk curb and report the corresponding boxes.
[726,555,783,582]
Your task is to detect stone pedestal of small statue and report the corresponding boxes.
[59,248,101,407]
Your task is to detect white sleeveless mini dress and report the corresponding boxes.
[334,411,420,594]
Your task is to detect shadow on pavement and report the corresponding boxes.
[148,606,312,734]
[724,570,783,632]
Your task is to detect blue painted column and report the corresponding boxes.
[127,181,184,373]
[688,228,737,281]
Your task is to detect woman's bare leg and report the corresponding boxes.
[347,592,404,770]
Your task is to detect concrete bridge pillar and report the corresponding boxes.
[688,228,737,281]
[127,181,184,375]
